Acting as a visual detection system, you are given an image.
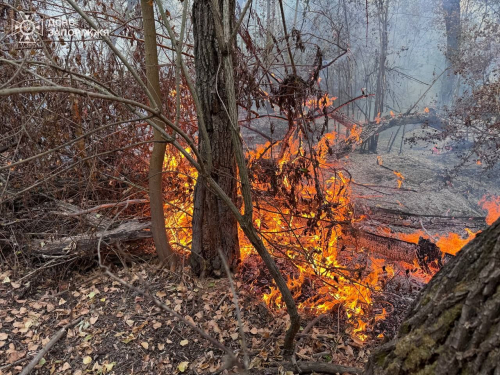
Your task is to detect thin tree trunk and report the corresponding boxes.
[440,0,461,107]
[190,0,240,277]
[365,218,500,374]
[141,0,177,267]
[368,0,389,153]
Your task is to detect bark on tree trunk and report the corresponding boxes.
[190,0,240,277]
[365,217,500,374]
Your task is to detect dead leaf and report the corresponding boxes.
[8,349,26,363]
[90,316,99,325]
[153,322,162,329]
[250,327,258,335]
[156,291,166,298]
[0,332,8,340]
[58,298,66,306]
[103,362,115,372]
[141,342,149,350]
[83,356,92,365]
[248,356,262,370]
[178,361,189,372]
[230,333,239,340]
[158,343,165,350]
[180,339,188,346]
[61,362,71,371]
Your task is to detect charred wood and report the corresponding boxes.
[340,228,444,273]
[365,207,486,231]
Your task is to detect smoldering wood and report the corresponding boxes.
[340,229,419,264]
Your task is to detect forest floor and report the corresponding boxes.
[0,260,377,375]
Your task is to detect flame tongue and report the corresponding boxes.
[480,195,500,225]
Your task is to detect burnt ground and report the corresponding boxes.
[344,125,500,226]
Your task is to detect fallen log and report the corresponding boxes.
[49,199,113,229]
[365,206,486,231]
[331,112,447,158]
[340,228,444,273]
[31,219,152,256]
[341,229,418,264]
[30,215,450,273]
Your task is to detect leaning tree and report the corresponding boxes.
[365,217,500,374]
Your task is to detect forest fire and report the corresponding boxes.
[2,0,500,371]
[160,127,397,342]
[160,117,500,344]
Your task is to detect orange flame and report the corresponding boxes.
[479,195,500,225]
[424,107,430,113]
[393,170,404,189]
[305,94,337,110]
[436,229,478,255]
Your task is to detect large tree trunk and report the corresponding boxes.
[141,0,177,267]
[365,217,500,374]
[190,0,240,277]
